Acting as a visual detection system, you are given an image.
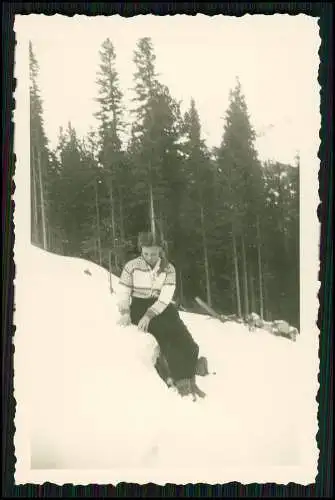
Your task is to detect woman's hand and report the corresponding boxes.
[137,314,151,332]
[118,312,131,327]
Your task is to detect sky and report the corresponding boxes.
[15,13,320,165]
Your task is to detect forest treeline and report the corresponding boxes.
[30,37,300,328]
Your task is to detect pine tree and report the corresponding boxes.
[128,38,189,302]
[29,37,300,327]
[29,41,50,250]
[94,38,127,270]
[46,148,65,254]
[52,123,97,257]
[129,37,164,237]
[131,37,158,136]
[182,98,214,307]
[216,77,263,318]
[261,159,299,326]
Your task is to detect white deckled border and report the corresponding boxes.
[13,13,320,486]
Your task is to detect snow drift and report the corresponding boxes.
[14,245,311,473]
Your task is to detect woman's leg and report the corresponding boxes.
[148,304,200,382]
[130,297,154,325]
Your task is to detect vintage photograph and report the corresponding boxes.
[13,13,320,484]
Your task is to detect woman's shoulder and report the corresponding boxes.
[122,256,144,273]
[165,261,176,274]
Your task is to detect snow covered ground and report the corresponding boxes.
[13,245,318,482]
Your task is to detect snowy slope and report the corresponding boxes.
[14,245,312,473]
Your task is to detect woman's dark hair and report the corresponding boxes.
[137,231,165,249]
[138,231,169,272]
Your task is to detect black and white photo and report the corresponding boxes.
[13,13,321,485]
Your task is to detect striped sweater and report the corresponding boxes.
[117,256,176,319]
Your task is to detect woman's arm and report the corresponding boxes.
[145,264,176,319]
[117,263,133,315]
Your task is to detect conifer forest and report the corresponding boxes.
[30,37,300,329]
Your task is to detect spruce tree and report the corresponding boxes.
[181,98,214,307]
[94,38,127,270]
[128,38,187,299]
[261,159,299,326]
[129,37,164,237]
[29,41,50,250]
[217,78,263,318]
[53,123,97,257]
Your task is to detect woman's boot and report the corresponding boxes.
[175,378,193,396]
[196,356,209,376]
[191,376,206,398]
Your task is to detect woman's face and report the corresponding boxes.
[141,246,161,267]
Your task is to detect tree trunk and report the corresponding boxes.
[47,227,51,252]
[249,268,256,314]
[108,173,118,269]
[94,236,98,263]
[159,213,165,241]
[232,229,242,318]
[149,183,156,239]
[256,216,264,320]
[241,234,249,318]
[179,269,184,305]
[119,187,125,242]
[109,186,116,242]
[37,149,48,250]
[94,179,102,266]
[263,260,269,321]
[109,250,113,293]
[200,204,212,308]
[31,145,39,245]
[277,170,290,258]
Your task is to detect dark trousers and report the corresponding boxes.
[130,297,200,382]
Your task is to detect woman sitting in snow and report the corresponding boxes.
[117,231,206,398]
